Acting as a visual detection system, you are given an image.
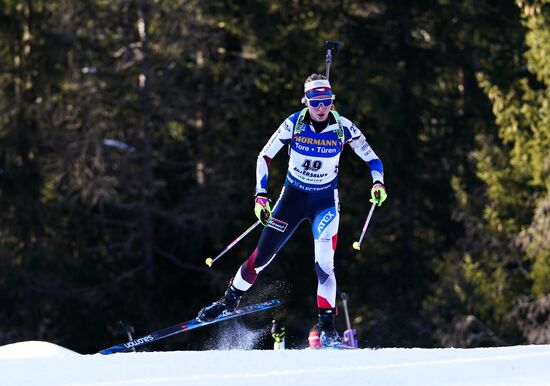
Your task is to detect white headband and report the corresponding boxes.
[304,79,331,93]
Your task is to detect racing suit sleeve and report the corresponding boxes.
[254,115,293,196]
[344,119,384,184]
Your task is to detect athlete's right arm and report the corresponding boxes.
[254,115,294,196]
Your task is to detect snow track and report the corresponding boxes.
[1,341,550,386]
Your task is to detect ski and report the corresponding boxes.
[99,299,282,355]
[322,342,357,350]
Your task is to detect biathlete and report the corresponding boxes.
[198,73,387,347]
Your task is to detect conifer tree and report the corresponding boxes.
[427,0,550,346]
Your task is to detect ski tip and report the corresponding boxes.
[98,345,128,355]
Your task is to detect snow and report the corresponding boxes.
[1,341,550,386]
[0,340,78,358]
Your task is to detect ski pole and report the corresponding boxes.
[352,202,376,250]
[341,293,353,332]
[340,292,358,348]
[116,321,136,352]
[205,220,261,267]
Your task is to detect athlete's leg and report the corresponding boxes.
[310,189,340,309]
[309,189,341,346]
[232,185,306,291]
[198,186,307,321]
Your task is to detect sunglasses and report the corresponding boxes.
[307,97,333,108]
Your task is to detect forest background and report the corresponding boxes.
[1,0,549,353]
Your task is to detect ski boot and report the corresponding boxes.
[197,284,244,322]
[317,308,342,348]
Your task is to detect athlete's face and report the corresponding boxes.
[307,97,333,122]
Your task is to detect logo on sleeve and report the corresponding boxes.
[283,120,292,132]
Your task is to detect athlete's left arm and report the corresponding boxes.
[343,118,384,184]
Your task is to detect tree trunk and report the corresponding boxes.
[137,0,155,286]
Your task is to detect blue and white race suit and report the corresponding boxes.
[232,109,384,309]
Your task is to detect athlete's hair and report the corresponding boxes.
[305,73,327,83]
